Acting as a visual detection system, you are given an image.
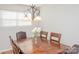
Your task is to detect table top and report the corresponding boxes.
[14,37,64,54]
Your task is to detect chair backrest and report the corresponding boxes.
[9,36,14,45]
[40,31,48,41]
[50,32,61,47]
[9,36,24,54]
[16,31,27,42]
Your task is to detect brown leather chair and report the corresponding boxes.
[16,31,27,42]
[50,32,61,48]
[9,36,24,54]
[40,31,48,41]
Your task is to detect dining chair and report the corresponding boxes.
[50,32,61,48]
[9,36,24,54]
[40,31,48,41]
[16,31,27,42]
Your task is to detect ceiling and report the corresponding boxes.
[0,4,42,12]
[0,4,28,12]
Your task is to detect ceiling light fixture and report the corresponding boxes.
[24,4,41,22]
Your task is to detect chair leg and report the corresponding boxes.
[59,43,61,48]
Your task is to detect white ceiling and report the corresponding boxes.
[0,4,28,12]
[0,4,42,12]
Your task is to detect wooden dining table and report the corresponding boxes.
[14,37,64,54]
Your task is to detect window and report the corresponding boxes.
[0,10,32,26]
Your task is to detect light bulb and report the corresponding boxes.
[34,16,42,22]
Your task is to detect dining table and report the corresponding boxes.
[14,37,64,54]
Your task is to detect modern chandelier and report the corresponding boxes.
[24,4,41,22]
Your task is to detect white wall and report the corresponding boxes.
[0,4,79,50]
[0,26,35,50]
[41,4,79,46]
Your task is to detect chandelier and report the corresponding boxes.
[24,4,41,22]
